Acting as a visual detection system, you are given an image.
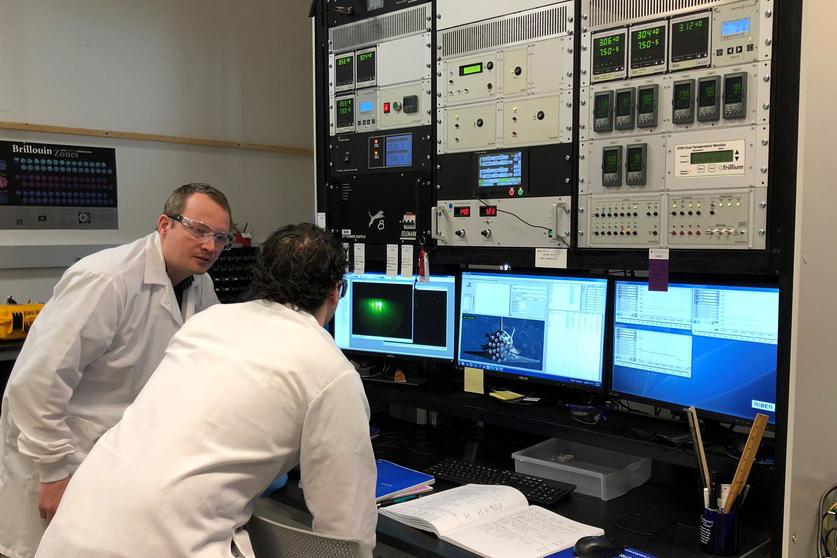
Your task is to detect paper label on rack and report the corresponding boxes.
[386,244,399,276]
[316,212,327,229]
[535,248,568,269]
[353,243,366,275]
[463,367,484,394]
[400,245,414,277]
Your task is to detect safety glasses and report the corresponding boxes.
[167,214,235,251]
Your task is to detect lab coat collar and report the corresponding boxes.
[144,232,172,287]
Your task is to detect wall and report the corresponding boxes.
[0,0,315,301]
[784,1,837,555]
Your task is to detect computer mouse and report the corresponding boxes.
[573,535,625,558]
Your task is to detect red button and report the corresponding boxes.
[383,102,391,113]
[508,187,515,197]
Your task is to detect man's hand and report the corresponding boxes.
[38,476,71,524]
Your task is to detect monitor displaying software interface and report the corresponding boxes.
[457,273,608,388]
[333,273,456,360]
[611,281,779,423]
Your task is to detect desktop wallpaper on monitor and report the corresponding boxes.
[611,281,779,423]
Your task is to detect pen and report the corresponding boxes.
[377,494,420,508]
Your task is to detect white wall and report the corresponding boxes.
[0,0,316,301]
[783,1,837,555]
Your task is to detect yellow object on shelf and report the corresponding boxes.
[0,304,45,341]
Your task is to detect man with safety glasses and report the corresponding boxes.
[0,183,233,558]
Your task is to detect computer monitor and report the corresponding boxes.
[333,273,456,360]
[611,280,779,424]
[457,272,608,389]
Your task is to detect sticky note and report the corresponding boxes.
[489,390,524,401]
[463,367,484,394]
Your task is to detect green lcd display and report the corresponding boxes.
[627,148,644,172]
[699,80,718,107]
[335,55,354,88]
[592,31,626,75]
[630,23,666,69]
[690,150,734,164]
[616,90,633,117]
[725,76,744,104]
[336,98,354,128]
[604,150,620,173]
[638,88,655,114]
[674,83,692,110]
[459,63,483,76]
[595,94,611,119]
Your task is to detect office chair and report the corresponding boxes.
[246,499,364,558]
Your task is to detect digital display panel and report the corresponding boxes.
[335,55,354,88]
[356,50,376,83]
[477,151,523,188]
[671,16,710,63]
[358,100,374,114]
[690,150,734,164]
[725,76,745,104]
[638,87,656,114]
[630,23,667,70]
[594,93,612,119]
[335,97,354,128]
[699,79,719,107]
[458,273,608,389]
[592,31,626,76]
[459,63,483,76]
[722,18,751,37]
[627,147,644,172]
[604,149,620,174]
[454,206,471,217]
[334,273,457,361]
[616,90,633,117]
[479,205,498,217]
[674,82,693,110]
[611,281,779,424]
[385,134,412,167]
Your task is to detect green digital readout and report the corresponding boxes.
[459,63,483,76]
[699,80,718,107]
[335,97,354,128]
[690,150,734,164]
[627,147,644,172]
[630,23,666,70]
[678,19,705,32]
[337,56,353,66]
[604,150,620,173]
[725,76,744,103]
[594,94,611,118]
[638,88,656,114]
[592,31,626,75]
[674,83,692,110]
[335,55,354,87]
[358,52,374,62]
[616,90,633,117]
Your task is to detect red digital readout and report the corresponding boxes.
[454,206,471,217]
[480,206,498,217]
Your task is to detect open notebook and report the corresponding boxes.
[378,484,604,558]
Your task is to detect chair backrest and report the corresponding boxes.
[246,512,364,558]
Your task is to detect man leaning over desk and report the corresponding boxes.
[0,183,233,558]
[35,223,378,558]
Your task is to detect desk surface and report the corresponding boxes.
[272,418,771,558]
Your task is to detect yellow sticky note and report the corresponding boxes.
[463,367,484,394]
[490,390,524,401]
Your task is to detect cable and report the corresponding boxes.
[818,483,837,558]
[477,199,572,249]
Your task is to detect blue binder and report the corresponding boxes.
[376,459,435,502]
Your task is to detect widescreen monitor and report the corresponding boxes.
[457,272,608,389]
[333,273,456,360]
[611,280,779,424]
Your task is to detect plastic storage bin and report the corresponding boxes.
[512,439,651,501]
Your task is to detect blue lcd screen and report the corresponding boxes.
[457,272,608,389]
[385,134,412,167]
[721,18,750,37]
[359,100,374,114]
[333,273,456,360]
[611,281,778,424]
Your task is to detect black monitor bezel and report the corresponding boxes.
[334,272,458,363]
[456,269,611,394]
[608,276,780,427]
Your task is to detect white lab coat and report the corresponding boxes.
[34,300,377,558]
[0,232,218,558]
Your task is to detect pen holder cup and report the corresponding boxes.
[699,508,741,556]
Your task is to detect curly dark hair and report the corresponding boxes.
[249,223,347,313]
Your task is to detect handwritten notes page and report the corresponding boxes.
[378,484,526,536]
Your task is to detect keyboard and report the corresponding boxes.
[424,458,575,506]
